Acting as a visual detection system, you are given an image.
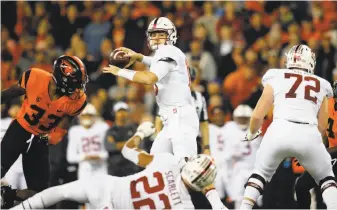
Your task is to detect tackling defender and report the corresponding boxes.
[11,122,224,209]
[240,45,337,209]
[1,55,88,195]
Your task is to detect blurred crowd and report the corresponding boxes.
[1,1,337,208]
[2,1,337,121]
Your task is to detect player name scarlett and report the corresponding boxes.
[165,170,182,206]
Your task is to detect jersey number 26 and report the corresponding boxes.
[284,73,320,104]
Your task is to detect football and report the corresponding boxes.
[109,49,130,68]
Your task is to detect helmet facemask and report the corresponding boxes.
[53,56,89,100]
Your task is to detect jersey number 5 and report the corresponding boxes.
[130,171,171,209]
[284,73,320,104]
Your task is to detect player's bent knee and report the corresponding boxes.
[319,176,337,193]
[244,173,267,195]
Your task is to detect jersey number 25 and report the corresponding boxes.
[284,73,320,104]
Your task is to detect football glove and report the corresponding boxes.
[1,185,17,209]
[134,122,155,140]
[244,129,261,141]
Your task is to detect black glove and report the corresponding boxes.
[1,185,17,209]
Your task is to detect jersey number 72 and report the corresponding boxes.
[284,73,320,104]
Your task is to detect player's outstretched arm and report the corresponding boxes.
[1,83,25,103]
[318,96,329,137]
[116,47,154,67]
[102,58,175,85]
[121,122,156,168]
[246,84,274,141]
[11,180,88,209]
[202,184,228,209]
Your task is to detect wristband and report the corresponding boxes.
[134,132,145,140]
[117,69,136,81]
[203,145,210,149]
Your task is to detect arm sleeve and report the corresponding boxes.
[141,56,154,66]
[200,95,209,122]
[66,129,83,163]
[18,69,32,89]
[150,58,176,81]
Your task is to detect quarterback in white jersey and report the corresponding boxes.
[0,105,26,189]
[12,122,225,210]
[103,17,199,159]
[222,105,261,208]
[66,103,109,180]
[240,45,337,209]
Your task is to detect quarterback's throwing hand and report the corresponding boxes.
[117,47,143,68]
[102,65,120,75]
[243,129,261,141]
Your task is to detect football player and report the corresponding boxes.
[208,106,227,200]
[102,17,199,160]
[11,122,226,209]
[240,45,337,209]
[295,80,337,209]
[222,105,261,209]
[66,103,109,209]
[154,66,210,154]
[1,55,88,196]
[67,103,109,179]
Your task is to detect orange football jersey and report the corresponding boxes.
[326,97,337,148]
[16,68,87,135]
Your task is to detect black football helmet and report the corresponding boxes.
[53,55,88,99]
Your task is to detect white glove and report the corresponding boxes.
[244,129,261,141]
[134,122,155,140]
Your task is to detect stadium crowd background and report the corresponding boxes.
[1,1,337,209]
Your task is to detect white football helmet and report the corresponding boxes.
[233,104,252,130]
[146,17,177,51]
[79,103,97,127]
[285,44,316,74]
[233,104,253,118]
[181,154,217,192]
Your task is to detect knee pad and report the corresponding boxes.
[244,173,267,195]
[319,176,337,193]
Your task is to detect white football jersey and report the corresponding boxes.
[67,121,109,164]
[263,68,333,125]
[209,123,227,168]
[151,45,193,113]
[222,121,261,169]
[107,153,194,209]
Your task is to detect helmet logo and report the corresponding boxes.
[60,60,75,77]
